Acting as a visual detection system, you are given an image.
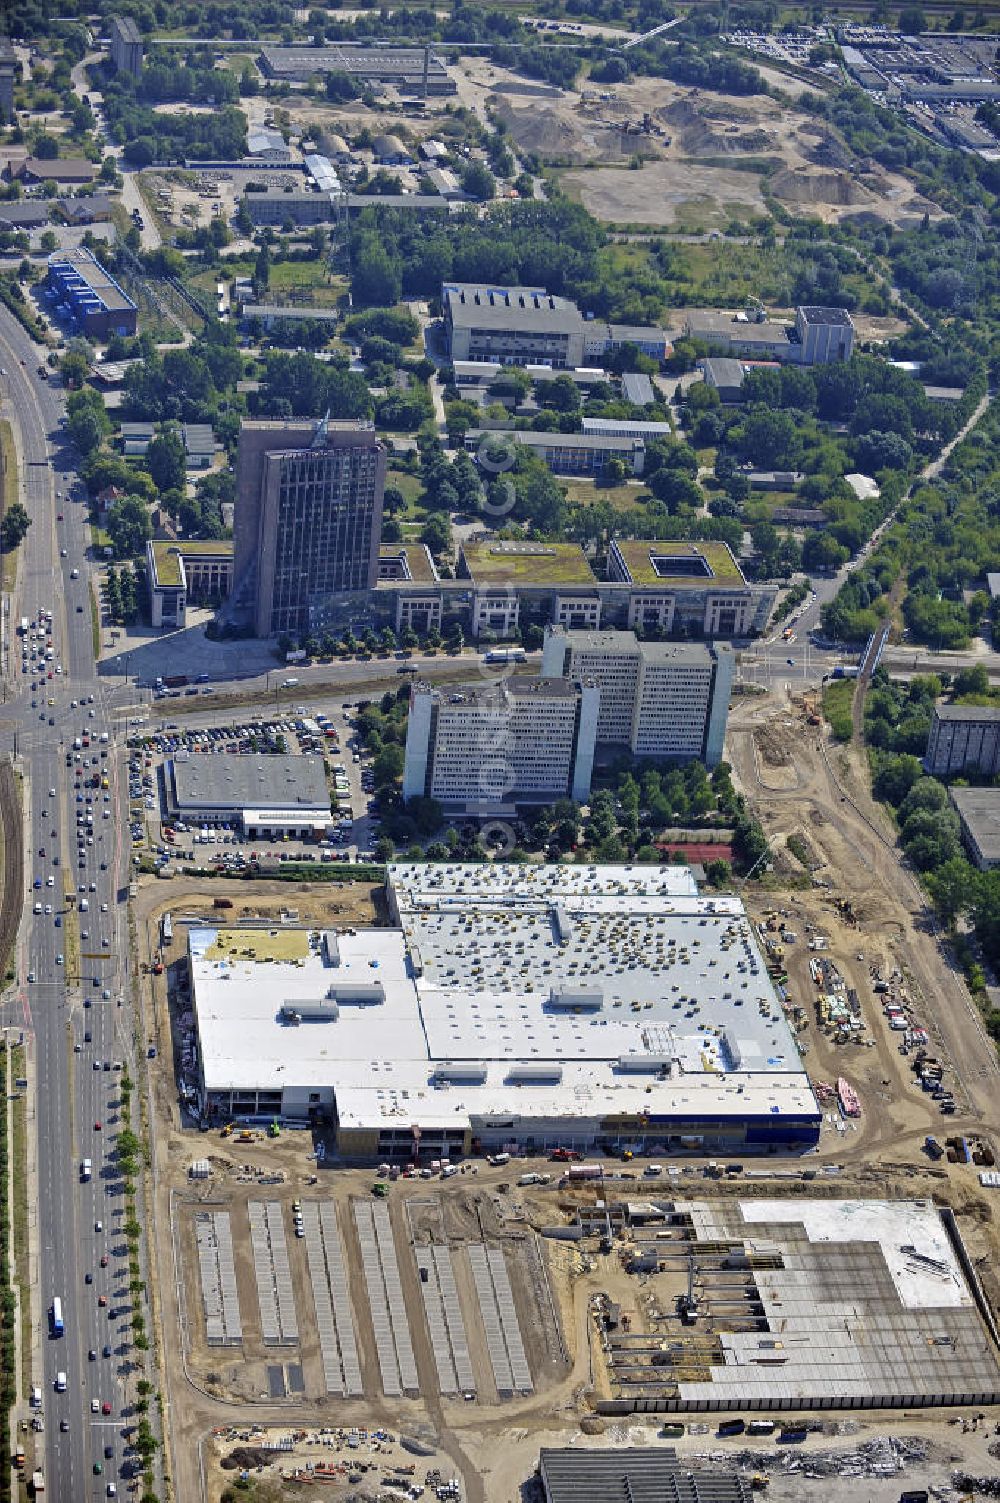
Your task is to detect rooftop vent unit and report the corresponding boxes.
[506,1063,563,1084]
[547,985,603,1011]
[433,1062,488,1084]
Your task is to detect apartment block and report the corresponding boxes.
[542,626,733,767]
[403,676,599,807]
[232,418,385,638]
[925,704,1000,777]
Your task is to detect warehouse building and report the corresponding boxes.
[702,356,746,403]
[925,703,1000,777]
[257,45,455,94]
[188,862,820,1154]
[444,283,668,368]
[538,1450,751,1503]
[165,752,331,837]
[541,626,733,766]
[950,787,1000,870]
[246,126,292,163]
[465,426,646,478]
[401,675,599,806]
[45,246,137,338]
[685,304,854,365]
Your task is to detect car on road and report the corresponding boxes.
[101,1401,112,1415]
[100,1253,108,1266]
[94,1219,102,1232]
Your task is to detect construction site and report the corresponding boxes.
[473,71,947,229]
[127,814,1000,1503]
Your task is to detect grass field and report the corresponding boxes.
[0,420,17,593]
[385,467,429,526]
[561,478,646,511]
[822,678,855,742]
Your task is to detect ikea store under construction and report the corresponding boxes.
[187,863,820,1158]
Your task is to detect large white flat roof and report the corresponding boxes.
[190,864,818,1129]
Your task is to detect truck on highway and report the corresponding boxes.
[482,647,525,665]
[155,674,188,690]
[80,1158,92,1181]
[831,665,860,679]
[32,1469,44,1493]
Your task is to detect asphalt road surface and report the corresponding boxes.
[0,313,138,1499]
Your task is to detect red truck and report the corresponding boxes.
[550,1148,582,1163]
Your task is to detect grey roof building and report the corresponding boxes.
[109,15,143,78]
[950,787,1000,869]
[0,39,17,122]
[538,1449,751,1503]
[257,45,454,94]
[445,283,588,368]
[925,702,1000,776]
[622,371,654,405]
[703,356,746,401]
[0,201,48,227]
[167,752,331,836]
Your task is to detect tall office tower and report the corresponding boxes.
[232,418,385,637]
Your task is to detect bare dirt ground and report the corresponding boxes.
[488,74,949,228]
[726,690,1000,1146]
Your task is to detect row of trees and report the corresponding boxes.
[866,671,1000,1041]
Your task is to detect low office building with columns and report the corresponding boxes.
[147,540,234,630]
[374,537,774,642]
[402,675,598,807]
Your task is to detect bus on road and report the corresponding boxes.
[50,1298,63,1336]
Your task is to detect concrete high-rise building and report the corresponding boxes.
[232,418,385,638]
[0,40,17,124]
[109,15,143,78]
[925,704,1000,777]
[541,626,733,767]
[402,676,599,807]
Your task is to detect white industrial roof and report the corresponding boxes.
[191,865,817,1130]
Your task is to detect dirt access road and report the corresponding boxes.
[728,692,1000,1142]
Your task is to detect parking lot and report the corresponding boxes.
[125,703,379,868]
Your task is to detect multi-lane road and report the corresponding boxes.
[0,309,138,1499]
